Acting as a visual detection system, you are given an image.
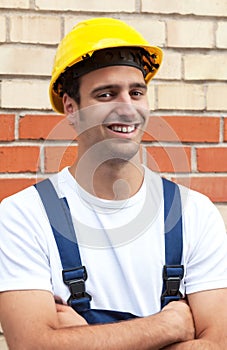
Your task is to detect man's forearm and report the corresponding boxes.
[13,309,193,350]
[163,339,223,350]
[45,314,185,350]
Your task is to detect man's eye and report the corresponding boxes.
[132,90,144,95]
[97,92,113,98]
[131,90,144,97]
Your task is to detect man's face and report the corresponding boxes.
[65,65,150,164]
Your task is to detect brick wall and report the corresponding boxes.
[0,0,227,229]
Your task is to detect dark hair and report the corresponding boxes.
[54,67,81,105]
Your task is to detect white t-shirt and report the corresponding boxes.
[0,166,227,317]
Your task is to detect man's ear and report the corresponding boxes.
[62,93,78,115]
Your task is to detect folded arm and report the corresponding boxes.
[0,289,194,350]
[53,288,227,350]
[163,288,227,349]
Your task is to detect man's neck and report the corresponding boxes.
[69,156,144,200]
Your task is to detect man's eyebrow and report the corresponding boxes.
[130,83,147,90]
[91,84,119,94]
[91,83,147,94]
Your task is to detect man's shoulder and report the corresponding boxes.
[144,167,220,222]
[177,181,214,212]
[144,166,210,204]
[1,168,68,207]
[1,183,38,207]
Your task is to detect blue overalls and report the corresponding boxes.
[35,177,184,324]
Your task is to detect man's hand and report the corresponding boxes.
[161,300,195,344]
[54,296,88,328]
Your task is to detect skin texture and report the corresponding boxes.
[0,290,195,350]
[67,66,150,200]
[0,66,227,349]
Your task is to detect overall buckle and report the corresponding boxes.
[161,264,184,299]
[62,266,91,301]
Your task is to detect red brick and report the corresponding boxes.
[143,116,220,143]
[0,178,39,201]
[0,146,40,173]
[45,146,78,173]
[19,114,77,140]
[197,147,227,172]
[174,177,227,202]
[224,118,227,141]
[146,146,191,173]
[0,114,15,141]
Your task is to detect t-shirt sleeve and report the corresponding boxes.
[0,187,54,293]
[182,190,227,294]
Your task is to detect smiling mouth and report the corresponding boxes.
[107,124,138,134]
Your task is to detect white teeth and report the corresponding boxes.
[128,126,135,132]
[110,125,136,133]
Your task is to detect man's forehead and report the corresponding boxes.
[80,65,146,87]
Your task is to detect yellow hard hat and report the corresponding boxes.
[49,17,163,114]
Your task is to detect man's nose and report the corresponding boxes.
[114,103,138,120]
[114,94,137,119]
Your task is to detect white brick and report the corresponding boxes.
[0,0,29,8]
[157,51,182,80]
[216,22,227,48]
[0,45,56,76]
[142,0,227,17]
[64,16,94,35]
[35,0,134,12]
[123,18,165,47]
[147,84,155,110]
[184,55,227,80]
[216,204,227,231]
[142,0,182,14]
[0,16,6,42]
[157,83,205,110]
[207,85,227,111]
[0,336,8,350]
[10,16,61,44]
[1,80,51,110]
[0,335,8,350]
[167,20,213,48]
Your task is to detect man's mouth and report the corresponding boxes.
[107,124,137,134]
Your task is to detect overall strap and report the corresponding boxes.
[34,179,91,311]
[161,178,184,308]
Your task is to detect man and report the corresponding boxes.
[0,17,227,349]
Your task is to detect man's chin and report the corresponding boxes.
[102,143,140,165]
